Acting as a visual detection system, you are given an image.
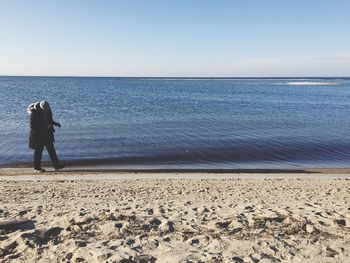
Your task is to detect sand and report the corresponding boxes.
[1,170,350,262]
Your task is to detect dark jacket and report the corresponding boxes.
[46,110,56,143]
[28,110,48,149]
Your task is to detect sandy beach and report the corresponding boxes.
[1,170,350,262]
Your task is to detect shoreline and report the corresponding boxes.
[2,167,350,181]
[0,166,350,178]
[3,157,350,172]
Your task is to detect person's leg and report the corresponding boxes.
[45,141,60,169]
[34,144,44,170]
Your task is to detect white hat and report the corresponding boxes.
[40,100,51,112]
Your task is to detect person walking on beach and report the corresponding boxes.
[27,101,65,173]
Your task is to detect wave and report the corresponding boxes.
[2,137,350,170]
[4,139,350,169]
[285,82,339,86]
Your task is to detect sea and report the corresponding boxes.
[1,76,350,169]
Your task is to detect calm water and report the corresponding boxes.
[1,76,350,169]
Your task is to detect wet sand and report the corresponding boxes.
[1,169,350,262]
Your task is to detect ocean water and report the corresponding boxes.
[1,76,350,169]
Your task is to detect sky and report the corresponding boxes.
[0,0,349,77]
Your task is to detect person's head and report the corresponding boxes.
[40,100,51,112]
[35,102,42,112]
[27,102,41,114]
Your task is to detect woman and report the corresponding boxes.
[27,101,65,172]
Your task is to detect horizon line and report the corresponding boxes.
[0,75,349,79]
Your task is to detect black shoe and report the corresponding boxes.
[54,164,65,171]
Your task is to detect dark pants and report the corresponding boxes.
[34,141,60,170]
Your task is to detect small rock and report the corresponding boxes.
[305,224,314,233]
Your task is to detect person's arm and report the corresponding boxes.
[53,121,61,128]
[48,110,61,127]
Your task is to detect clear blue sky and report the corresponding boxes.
[0,0,349,77]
